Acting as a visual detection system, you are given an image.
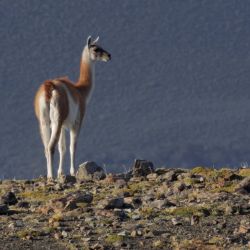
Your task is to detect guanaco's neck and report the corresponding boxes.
[76,46,95,98]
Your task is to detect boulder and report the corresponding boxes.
[70,192,93,204]
[235,176,250,194]
[132,159,154,177]
[76,161,106,181]
[98,197,124,209]
[49,192,93,212]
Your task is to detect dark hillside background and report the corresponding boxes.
[1,0,250,178]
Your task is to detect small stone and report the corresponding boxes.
[50,197,68,211]
[144,231,154,238]
[224,204,234,215]
[190,215,200,225]
[143,194,155,203]
[71,192,93,204]
[52,221,60,228]
[174,182,187,192]
[152,230,168,236]
[61,230,68,238]
[0,204,8,214]
[239,204,250,215]
[17,201,30,208]
[58,175,76,184]
[93,171,106,180]
[117,231,128,236]
[239,225,249,234]
[153,240,164,248]
[132,197,142,208]
[39,205,53,215]
[132,214,141,220]
[172,218,182,226]
[85,217,93,223]
[0,192,18,205]
[161,170,178,182]
[217,221,226,229]
[124,197,133,204]
[25,235,32,240]
[83,237,91,242]
[238,219,250,234]
[131,230,137,237]
[8,223,15,230]
[103,174,116,184]
[137,230,142,236]
[155,168,168,175]
[50,192,93,212]
[16,220,24,227]
[146,173,158,181]
[236,176,250,194]
[130,176,144,182]
[98,197,124,209]
[114,179,127,188]
[150,199,176,209]
[161,233,171,238]
[91,243,105,250]
[54,183,64,191]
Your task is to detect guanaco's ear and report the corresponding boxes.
[87,36,91,48]
[92,36,99,45]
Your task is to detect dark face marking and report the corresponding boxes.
[89,45,111,61]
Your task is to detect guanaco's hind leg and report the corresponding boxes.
[57,128,66,178]
[47,91,63,179]
[38,98,51,178]
[69,125,80,176]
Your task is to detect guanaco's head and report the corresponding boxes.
[86,36,111,62]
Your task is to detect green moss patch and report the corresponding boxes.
[239,168,250,177]
[105,234,124,244]
[19,189,60,202]
[165,206,210,217]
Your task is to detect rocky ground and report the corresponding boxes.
[1,160,250,250]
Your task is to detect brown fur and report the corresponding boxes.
[53,77,86,123]
[44,80,56,102]
[77,61,92,87]
[34,79,72,123]
[34,46,102,123]
[34,84,45,119]
[34,39,110,178]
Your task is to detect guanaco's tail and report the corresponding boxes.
[44,80,56,102]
